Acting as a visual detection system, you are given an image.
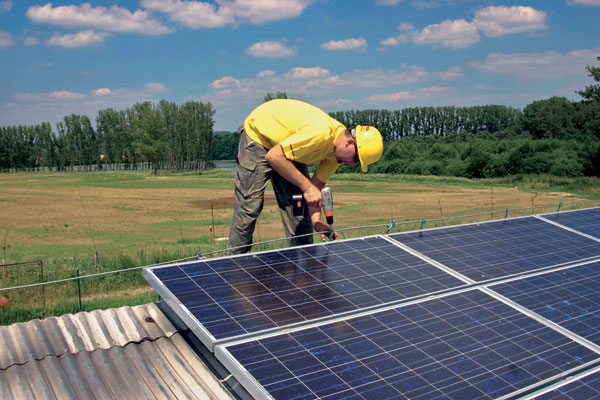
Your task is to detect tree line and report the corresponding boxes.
[329,99,599,142]
[2,97,598,178]
[2,85,600,179]
[334,97,599,178]
[0,100,215,173]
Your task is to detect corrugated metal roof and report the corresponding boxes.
[0,303,235,400]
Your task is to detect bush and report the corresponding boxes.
[444,159,468,177]
[549,155,585,177]
[405,160,444,175]
[482,153,508,178]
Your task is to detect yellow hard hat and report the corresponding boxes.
[354,125,383,172]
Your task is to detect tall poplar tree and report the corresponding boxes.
[578,56,600,102]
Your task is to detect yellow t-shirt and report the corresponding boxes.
[244,99,346,183]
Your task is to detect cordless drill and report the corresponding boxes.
[321,187,335,240]
[291,187,335,240]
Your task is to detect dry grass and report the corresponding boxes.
[0,170,591,263]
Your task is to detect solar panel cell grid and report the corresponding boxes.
[148,236,465,342]
[221,290,599,400]
[531,371,600,399]
[389,217,600,282]
[540,207,600,240]
[491,261,600,346]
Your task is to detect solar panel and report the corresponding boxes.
[530,370,600,399]
[217,289,599,400]
[143,206,600,398]
[388,216,600,282]
[539,207,600,240]
[491,260,600,346]
[143,236,465,349]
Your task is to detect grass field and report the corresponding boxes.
[1,169,599,324]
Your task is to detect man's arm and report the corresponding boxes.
[266,144,338,241]
[265,144,323,207]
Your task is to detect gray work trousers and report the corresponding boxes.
[228,129,314,254]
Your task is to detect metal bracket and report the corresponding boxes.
[386,220,397,233]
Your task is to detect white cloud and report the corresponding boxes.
[363,91,413,102]
[284,67,331,79]
[209,76,242,88]
[26,3,172,35]
[14,90,86,102]
[413,19,480,49]
[468,48,600,79]
[381,5,547,50]
[320,37,367,51]
[316,98,352,108]
[222,0,314,24]
[0,30,14,47]
[2,83,170,127]
[141,0,313,27]
[24,36,41,46]
[380,36,400,47]
[246,40,295,58]
[0,0,11,13]
[568,0,600,5]
[144,82,169,93]
[257,70,276,77]
[204,64,464,109]
[413,1,450,9]
[362,86,453,105]
[91,88,112,96]
[375,0,404,5]
[399,22,414,31]
[46,30,109,48]
[140,0,234,28]
[473,6,547,37]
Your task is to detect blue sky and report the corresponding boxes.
[0,0,599,132]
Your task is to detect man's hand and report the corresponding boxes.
[303,185,323,208]
[314,221,338,241]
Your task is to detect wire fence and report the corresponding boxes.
[0,199,598,325]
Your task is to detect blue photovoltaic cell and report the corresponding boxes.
[540,207,600,240]
[148,236,464,342]
[389,217,600,282]
[492,261,600,346]
[532,371,600,399]
[222,290,599,400]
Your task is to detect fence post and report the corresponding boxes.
[419,218,426,237]
[73,258,82,311]
[40,260,45,311]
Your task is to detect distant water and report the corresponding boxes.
[214,160,236,171]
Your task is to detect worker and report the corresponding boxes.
[228,99,383,254]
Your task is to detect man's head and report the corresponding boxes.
[335,125,383,172]
[353,125,383,172]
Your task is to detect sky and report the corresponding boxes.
[0,0,599,132]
